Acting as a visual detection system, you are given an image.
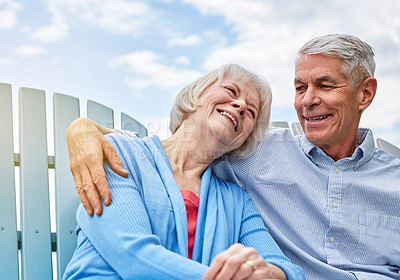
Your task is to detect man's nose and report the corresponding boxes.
[302,86,320,108]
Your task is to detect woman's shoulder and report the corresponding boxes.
[105,133,162,166]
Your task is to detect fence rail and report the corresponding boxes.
[0,83,147,280]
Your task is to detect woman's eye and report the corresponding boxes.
[248,109,256,119]
[226,87,237,96]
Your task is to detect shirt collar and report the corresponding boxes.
[299,128,375,169]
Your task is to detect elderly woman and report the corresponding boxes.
[63,64,305,280]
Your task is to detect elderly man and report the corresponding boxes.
[67,34,400,280]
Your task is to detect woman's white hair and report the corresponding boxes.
[296,34,375,88]
[169,64,272,157]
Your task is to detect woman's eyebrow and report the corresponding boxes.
[229,82,241,92]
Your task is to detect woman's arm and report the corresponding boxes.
[66,117,128,215]
[204,194,305,280]
[71,134,208,279]
[238,195,304,279]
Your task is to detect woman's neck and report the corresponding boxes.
[161,124,224,195]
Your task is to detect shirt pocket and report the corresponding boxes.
[352,212,400,266]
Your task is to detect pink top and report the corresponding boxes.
[180,189,200,259]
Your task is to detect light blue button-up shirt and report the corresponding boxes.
[213,128,400,280]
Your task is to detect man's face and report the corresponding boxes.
[294,54,363,153]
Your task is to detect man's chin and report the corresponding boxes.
[304,130,328,145]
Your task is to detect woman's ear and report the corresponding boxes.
[358,77,377,111]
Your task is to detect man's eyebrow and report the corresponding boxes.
[294,76,338,85]
[315,76,337,84]
[294,78,304,84]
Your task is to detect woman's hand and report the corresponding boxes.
[66,118,128,216]
[202,243,287,280]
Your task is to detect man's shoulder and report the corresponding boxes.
[256,127,300,151]
[373,147,400,166]
[266,126,298,138]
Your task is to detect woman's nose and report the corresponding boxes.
[232,98,247,115]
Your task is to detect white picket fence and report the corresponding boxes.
[0,83,147,280]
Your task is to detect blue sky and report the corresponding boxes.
[1,0,400,148]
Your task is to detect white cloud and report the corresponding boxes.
[30,18,69,43]
[48,0,159,36]
[167,34,203,46]
[13,45,46,57]
[0,57,11,65]
[175,56,190,64]
[0,0,21,29]
[109,50,201,91]
[26,0,158,43]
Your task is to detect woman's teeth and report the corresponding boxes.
[219,111,237,128]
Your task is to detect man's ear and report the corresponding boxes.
[358,77,377,111]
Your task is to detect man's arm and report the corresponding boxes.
[66,117,128,216]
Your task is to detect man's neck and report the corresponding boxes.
[320,142,357,161]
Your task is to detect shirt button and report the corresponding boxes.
[332,201,338,208]
[329,236,335,243]
[360,276,366,280]
[334,167,339,173]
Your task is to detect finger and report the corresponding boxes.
[216,245,258,280]
[241,257,264,280]
[81,164,103,215]
[103,140,128,177]
[209,244,248,280]
[231,262,253,280]
[89,160,112,206]
[215,254,246,280]
[203,244,244,280]
[72,171,94,216]
[203,254,226,280]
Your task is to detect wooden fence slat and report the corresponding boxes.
[2,85,148,280]
[19,87,52,280]
[291,122,304,136]
[53,93,80,280]
[377,138,400,159]
[121,112,148,137]
[270,121,290,129]
[87,100,114,129]
[0,83,19,279]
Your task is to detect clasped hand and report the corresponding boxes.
[203,244,287,280]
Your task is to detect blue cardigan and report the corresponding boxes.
[63,134,304,280]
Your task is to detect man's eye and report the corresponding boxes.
[295,86,305,93]
[321,84,333,89]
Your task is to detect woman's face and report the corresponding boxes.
[194,75,260,153]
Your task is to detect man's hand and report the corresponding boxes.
[203,244,287,280]
[66,118,128,216]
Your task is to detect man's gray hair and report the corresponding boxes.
[296,34,375,87]
[169,64,272,157]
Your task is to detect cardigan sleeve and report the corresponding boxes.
[239,193,305,280]
[68,136,208,280]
